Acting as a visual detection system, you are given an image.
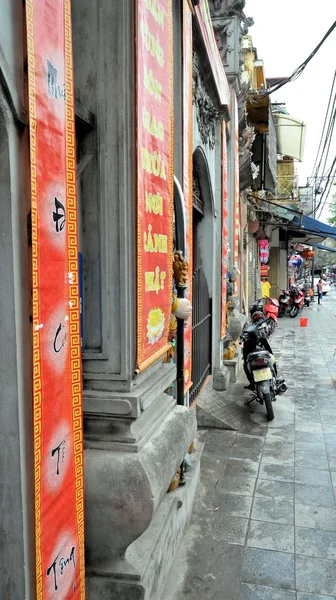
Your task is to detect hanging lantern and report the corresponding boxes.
[301,249,315,260]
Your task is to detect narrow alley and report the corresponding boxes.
[163,291,336,600]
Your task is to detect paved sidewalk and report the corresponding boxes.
[162,297,336,600]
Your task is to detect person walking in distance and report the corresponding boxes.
[317,278,323,305]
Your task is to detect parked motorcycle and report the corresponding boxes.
[264,296,279,335]
[302,285,312,308]
[241,320,287,421]
[249,298,265,323]
[249,297,279,337]
[278,286,305,318]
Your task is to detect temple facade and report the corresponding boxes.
[0,1,255,598]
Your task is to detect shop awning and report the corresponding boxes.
[273,112,306,162]
[288,214,336,244]
[310,242,336,253]
[252,198,336,244]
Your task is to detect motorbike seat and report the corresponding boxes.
[246,350,276,365]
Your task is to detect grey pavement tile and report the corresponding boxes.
[321,413,336,425]
[265,428,295,441]
[247,520,294,553]
[180,538,244,600]
[295,483,335,507]
[254,479,294,502]
[295,446,328,459]
[259,462,294,483]
[295,503,336,532]
[295,432,325,444]
[201,429,236,458]
[235,433,265,447]
[331,472,336,491]
[203,513,249,545]
[224,458,260,478]
[328,456,336,471]
[266,419,295,430]
[295,415,322,425]
[229,445,263,463]
[241,548,295,590]
[296,556,336,596]
[297,594,336,600]
[215,474,256,497]
[271,410,295,423]
[200,454,225,477]
[295,467,332,486]
[263,440,294,453]
[277,398,295,411]
[296,526,336,560]
[323,424,336,434]
[261,453,294,466]
[324,433,336,447]
[296,404,320,412]
[240,583,296,600]
[295,452,330,471]
[295,441,327,453]
[251,497,294,525]
[212,493,253,518]
[295,423,323,433]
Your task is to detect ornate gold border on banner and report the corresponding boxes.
[26,1,43,595]
[26,1,85,596]
[136,0,174,372]
[233,93,240,296]
[64,1,86,595]
[221,121,228,340]
[183,0,193,394]
[186,0,193,394]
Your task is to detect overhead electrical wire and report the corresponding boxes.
[310,70,336,180]
[250,21,336,100]
[315,157,336,218]
[318,106,336,179]
[266,21,336,96]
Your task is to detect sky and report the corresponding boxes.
[245,1,336,222]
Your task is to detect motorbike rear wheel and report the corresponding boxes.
[289,305,299,318]
[264,392,274,421]
[278,307,285,318]
[267,319,276,336]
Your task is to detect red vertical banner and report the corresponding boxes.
[233,94,240,296]
[221,123,228,339]
[183,0,193,394]
[136,0,174,371]
[26,0,85,598]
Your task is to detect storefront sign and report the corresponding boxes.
[26,0,85,597]
[183,0,193,393]
[136,0,174,371]
[195,0,230,108]
[233,94,240,295]
[221,124,228,339]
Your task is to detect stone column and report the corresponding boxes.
[72,1,198,596]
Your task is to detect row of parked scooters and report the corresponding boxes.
[249,283,311,338]
[238,286,307,420]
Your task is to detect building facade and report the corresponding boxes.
[0,0,256,598]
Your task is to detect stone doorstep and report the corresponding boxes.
[85,441,204,600]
